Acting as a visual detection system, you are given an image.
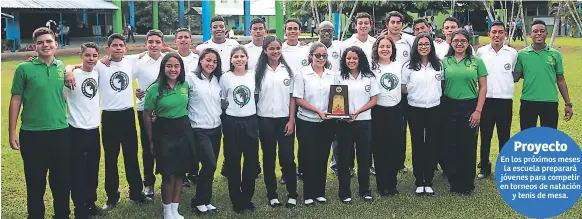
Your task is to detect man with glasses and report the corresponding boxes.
[196,16,239,71]
[475,21,517,179]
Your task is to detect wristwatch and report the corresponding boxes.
[565,103,573,107]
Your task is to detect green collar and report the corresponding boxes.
[32,57,58,66]
[525,44,550,52]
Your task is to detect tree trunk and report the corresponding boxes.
[519,0,528,46]
[341,0,358,41]
[549,2,561,48]
[508,0,516,45]
[328,0,333,22]
[566,1,582,37]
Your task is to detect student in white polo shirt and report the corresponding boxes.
[244,18,266,71]
[196,16,239,72]
[369,36,404,197]
[402,33,443,196]
[282,18,310,74]
[65,33,153,209]
[342,12,376,65]
[66,42,104,218]
[133,29,167,198]
[219,46,259,213]
[475,21,517,179]
[174,28,200,75]
[186,48,223,215]
[293,42,336,206]
[254,36,298,208]
[334,46,379,204]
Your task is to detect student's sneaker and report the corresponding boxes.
[102,194,120,211]
[279,176,287,184]
[131,194,153,204]
[144,185,155,198]
[304,199,315,206]
[425,187,435,196]
[362,194,373,202]
[341,197,353,204]
[182,177,191,187]
[400,167,409,173]
[315,197,327,204]
[330,166,338,176]
[415,187,425,195]
[206,204,218,214]
[286,198,297,208]
[369,167,376,176]
[478,162,492,179]
[269,199,282,208]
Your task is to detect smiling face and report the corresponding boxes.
[164,57,181,81]
[80,48,99,68]
[145,35,163,57]
[33,33,58,57]
[200,52,218,75]
[230,49,248,69]
[452,34,469,54]
[530,24,547,44]
[414,23,430,35]
[345,51,359,71]
[417,37,432,56]
[265,41,282,62]
[319,25,334,44]
[377,39,393,61]
[174,31,192,51]
[106,38,127,60]
[310,47,328,69]
[356,17,371,35]
[285,21,301,41]
[211,21,226,41]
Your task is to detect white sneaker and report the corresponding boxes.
[304,199,314,206]
[315,197,327,203]
[144,185,154,197]
[269,198,281,207]
[425,187,435,195]
[171,203,183,219]
[206,204,217,211]
[415,187,425,194]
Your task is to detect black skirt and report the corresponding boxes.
[152,116,197,176]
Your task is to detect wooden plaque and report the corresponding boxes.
[327,85,350,119]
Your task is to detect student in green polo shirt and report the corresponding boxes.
[513,20,573,130]
[8,27,71,219]
[441,29,487,196]
[143,53,195,219]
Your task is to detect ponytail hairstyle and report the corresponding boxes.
[254,36,293,92]
[228,45,249,72]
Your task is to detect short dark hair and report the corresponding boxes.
[32,27,55,42]
[174,28,191,38]
[285,18,301,29]
[490,21,506,31]
[146,29,164,41]
[355,12,373,23]
[443,16,459,27]
[413,18,429,27]
[386,11,404,22]
[211,16,226,24]
[107,33,126,47]
[251,18,265,28]
[531,19,546,28]
[81,42,99,53]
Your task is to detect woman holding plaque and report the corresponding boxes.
[334,46,379,204]
[442,29,487,195]
[292,42,335,206]
[401,33,442,195]
[369,35,404,197]
[219,46,260,213]
[254,36,298,208]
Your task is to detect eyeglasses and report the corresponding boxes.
[452,39,469,44]
[418,43,431,48]
[311,53,328,59]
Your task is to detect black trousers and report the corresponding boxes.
[400,94,409,169]
[480,98,512,165]
[371,105,404,191]
[297,119,335,200]
[69,126,101,217]
[192,126,222,205]
[138,111,155,187]
[337,120,372,199]
[519,100,558,131]
[222,115,259,209]
[408,106,440,187]
[20,128,71,219]
[102,109,143,201]
[443,97,478,192]
[259,117,298,200]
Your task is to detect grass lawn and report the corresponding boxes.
[2,37,581,219]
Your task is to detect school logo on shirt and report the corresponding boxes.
[81,78,98,99]
[365,85,371,92]
[403,51,409,57]
[435,74,444,81]
[57,71,65,80]
[332,51,339,59]
[504,63,511,70]
[283,79,291,86]
[380,73,399,91]
[547,55,556,66]
[110,71,129,92]
[181,87,188,96]
[233,85,251,108]
[302,59,309,66]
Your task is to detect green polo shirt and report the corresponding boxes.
[144,81,189,119]
[514,45,564,102]
[443,56,488,100]
[11,57,68,131]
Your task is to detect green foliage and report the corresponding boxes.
[133,1,180,35]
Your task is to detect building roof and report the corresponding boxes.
[2,0,118,10]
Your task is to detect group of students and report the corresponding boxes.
[9,11,573,219]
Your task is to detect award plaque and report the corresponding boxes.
[327,85,350,119]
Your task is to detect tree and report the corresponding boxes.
[133,1,180,35]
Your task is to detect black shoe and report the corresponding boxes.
[349,168,355,178]
[268,199,282,208]
[478,162,492,179]
[102,193,120,210]
[279,176,287,184]
[130,194,153,204]
[245,202,256,211]
[477,162,482,169]
[85,203,105,216]
[297,172,303,180]
[380,188,399,197]
[369,167,376,176]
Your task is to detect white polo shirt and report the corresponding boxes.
[282,41,310,75]
[186,73,222,129]
[342,34,376,65]
[94,55,139,111]
[334,72,380,121]
[257,64,293,118]
[244,41,263,71]
[219,71,256,117]
[401,61,443,108]
[373,62,402,107]
[133,53,167,111]
[180,51,200,74]
[476,44,517,99]
[66,69,101,130]
[394,33,414,65]
[293,66,335,122]
[196,38,239,72]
